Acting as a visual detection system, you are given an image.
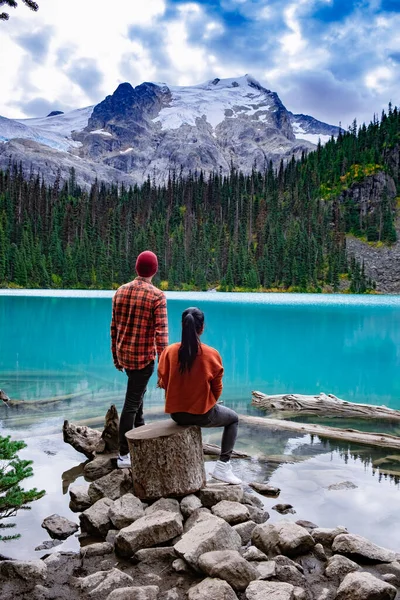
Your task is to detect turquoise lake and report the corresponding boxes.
[0,291,400,559]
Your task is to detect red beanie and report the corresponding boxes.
[136,251,158,277]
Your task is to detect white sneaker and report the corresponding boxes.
[117,454,131,469]
[212,460,242,485]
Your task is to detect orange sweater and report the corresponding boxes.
[158,342,224,415]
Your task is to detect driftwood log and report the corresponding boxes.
[239,415,400,451]
[126,421,206,500]
[63,404,120,458]
[252,391,400,421]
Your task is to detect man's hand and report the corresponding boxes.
[114,363,124,372]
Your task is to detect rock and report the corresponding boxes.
[312,527,348,547]
[381,574,398,585]
[88,468,132,502]
[325,554,359,579]
[41,514,79,540]
[313,543,327,562]
[296,520,318,530]
[374,562,400,586]
[272,504,296,515]
[327,481,358,491]
[243,546,268,561]
[74,568,134,599]
[81,542,114,557]
[332,533,397,563]
[115,510,183,557]
[246,505,270,524]
[34,540,62,551]
[106,586,159,600]
[79,497,114,537]
[242,492,265,508]
[245,580,295,600]
[134,547,177,564]
[69,484,92,512]
[183,507,213,533]
[180,494,203,518]
[232,520,257,544]
[336,571,397,600]
[248,482,281,496]
[198,550,259,591]
[163,588,181,600]
[145,497,182,518]
[109,493,145,529]
[174,515,242,571]
[187,577,239,600]
[100,404,119,453]
[275,563,306,587]
[198,484,244,507]
[63,420,104,458]
[255,560,276,579]
[0,560,47,585]
[106,529,119,544]
[211,500,250,525]
[293,588,308,600]
[84,455,118,481]
[252,521,315,558]
[275,556,304,573]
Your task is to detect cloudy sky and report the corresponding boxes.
[1,0,399,128]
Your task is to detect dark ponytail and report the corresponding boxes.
[178,307,204,374]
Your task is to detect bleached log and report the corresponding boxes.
[239,414,400,451]
[252,391,400,421]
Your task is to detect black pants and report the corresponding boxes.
[171,404,239,462]
[119,360,154,456]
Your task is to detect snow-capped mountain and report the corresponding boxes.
[0,75,341,187]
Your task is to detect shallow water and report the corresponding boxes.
[0,291,400,559]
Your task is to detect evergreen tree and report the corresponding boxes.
[0,0,39,21]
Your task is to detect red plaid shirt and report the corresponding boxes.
[111,277,169,371]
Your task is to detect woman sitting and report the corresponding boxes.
[158,306,241,485]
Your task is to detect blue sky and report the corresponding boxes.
[1,0,399,128]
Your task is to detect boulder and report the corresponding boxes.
[198,485,244,507]
[81,542,114,557]
[275,563,306,587]
[74,568,134,599]
[84,455,118,481]
[134,547,177,564]
[180,494,203,518]
[312,527,348,547]
[332,533,397,564]
[172,558,193,573]
[242,493,265,508]
[109,494,145,529]
[106,586,159,600]
[243,546,268,561]
[325,555,359,580]
[313,543,327,562]
[145,497,182,518]
[252,521,315,558]
[248,482,281,496]
[374,562,400,586]
[183,508,213,533]
[115,510,183,557]
[211,500,250,525]
[69,484,92,512]
[198,550,258,591]
[41,514,79,540]
[88,468,132,503]
[79,497,114,537]
[174,515,242,571]
[0,560,47,585]
[245,580,295,600]
[336,571,397,600]
[187,577,239,600]
[246,505,270,524]
[232,520,257,545]
[63,420,104,458]
[272,504,296,515]
[255,560,276,579]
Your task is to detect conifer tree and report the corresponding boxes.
[0,0,39,21]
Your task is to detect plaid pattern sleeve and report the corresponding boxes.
[111,278,169,371]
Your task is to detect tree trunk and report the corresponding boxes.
[126,421,206,500]
[252,391,400,421]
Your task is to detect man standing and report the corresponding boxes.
[111,251,168,468]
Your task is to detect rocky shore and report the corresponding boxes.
[1,448,400,600]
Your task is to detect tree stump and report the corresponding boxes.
[125,421,206,500]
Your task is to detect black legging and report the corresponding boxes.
[171,404,239,462]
